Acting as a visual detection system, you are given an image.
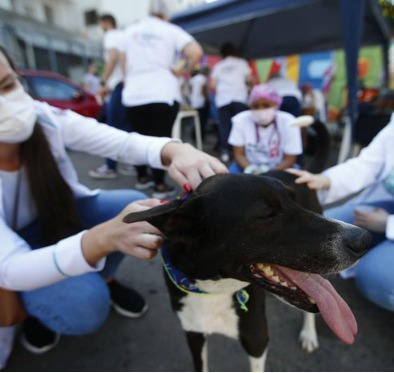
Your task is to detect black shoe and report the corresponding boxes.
[20,317,60,354]
[108,281,148,318]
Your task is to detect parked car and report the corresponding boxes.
[18,69,103,119]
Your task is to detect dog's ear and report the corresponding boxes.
[122,197,203,241]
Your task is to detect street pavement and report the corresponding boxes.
[4,125,394,372]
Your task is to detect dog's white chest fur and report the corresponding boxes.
[176,278,248,339]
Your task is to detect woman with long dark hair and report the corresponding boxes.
[0,45,226,368]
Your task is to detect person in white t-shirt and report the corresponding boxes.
[89,14,132,180]
[268,74,302,118]
[82,62,100,96]
[228,84,302,174]
[210,42,253,162]
[188,67,210,141]
[119,0,203,199]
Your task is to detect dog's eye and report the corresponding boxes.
[258,209,276,219]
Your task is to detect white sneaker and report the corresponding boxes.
[88,164,118,179]
[0,326,16,370]
[118,165,137,176]
[220,153,230,163]
[135,177,155,190]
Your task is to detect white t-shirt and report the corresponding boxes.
[228,110,302,168]
[211,56,251,108]
[189,74,207,109]
[0,168,36,231]
[119,16,195,106]
[268,76,302,102]
[103,29,124,90]
[82,73,100,95]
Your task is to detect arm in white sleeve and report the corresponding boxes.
[387,215,394,240]
[60,110,180,170]
[0,221,105,291]
[321,126,389,205]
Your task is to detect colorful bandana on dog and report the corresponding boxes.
[161,246,250,311]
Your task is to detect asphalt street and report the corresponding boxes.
[4,125,394,372]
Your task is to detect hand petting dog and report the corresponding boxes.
[161,142,228,191]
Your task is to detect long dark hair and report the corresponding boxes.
[1,45,81,244]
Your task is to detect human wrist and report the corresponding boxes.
[82,222,115,265]
[161,141,187,166]
[321,175,331,190]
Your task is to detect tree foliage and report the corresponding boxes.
[379,0,394,29]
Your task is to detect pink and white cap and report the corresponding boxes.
[248,84,282,107]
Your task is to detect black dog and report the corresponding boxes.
[124,173,371,371]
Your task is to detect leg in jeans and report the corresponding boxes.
[228,162,243,173]
[19,189,147,335]
[325,199,394,311]
[218,104,233,154]
[355,239,394,311]
[218,102,249,155]
[105,83,130,171]
[280,96,301,118]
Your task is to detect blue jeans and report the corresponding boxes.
[228,162,243,173]
[105,83,131,170]
[325,200,394,311]
[218,102,249,153]
[18,189,147,335]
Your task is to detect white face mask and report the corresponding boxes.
[252,108,276,126]
[0,84,37,143]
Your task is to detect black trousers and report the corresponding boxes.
[125,102,180,185]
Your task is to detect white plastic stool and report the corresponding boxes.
[171,110,203,150]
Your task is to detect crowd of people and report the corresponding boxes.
[0,0,393,370]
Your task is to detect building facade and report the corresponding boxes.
[0,0,206,79]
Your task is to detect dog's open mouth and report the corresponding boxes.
[247,263,357,345]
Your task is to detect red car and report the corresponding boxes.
[18,69,103,119]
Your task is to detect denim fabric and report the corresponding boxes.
[104,83,131,170]
[325,199,394,311]
[228,162,243,174]
[218,102,249,153]
[19,189,147,334]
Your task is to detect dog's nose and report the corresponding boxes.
[344,226,372,257]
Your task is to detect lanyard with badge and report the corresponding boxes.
[254,121,281,159]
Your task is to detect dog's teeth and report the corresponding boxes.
[290,286,297,290]
[272,276,280,283]
[308,297,316,304]
[262,266,274,276]
[280,281,289,287]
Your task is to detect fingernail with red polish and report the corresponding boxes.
[160,199,169,204]
[183,184,192,193]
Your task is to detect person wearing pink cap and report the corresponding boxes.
[228,83,303,174]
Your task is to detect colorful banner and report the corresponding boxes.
[205,45,384,121]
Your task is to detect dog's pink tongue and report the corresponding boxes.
[276,266,357,344]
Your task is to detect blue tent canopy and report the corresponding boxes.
[172,0,391,156]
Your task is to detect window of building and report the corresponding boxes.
[85,10,98,26]
[24,4,36,19]
[44,5,54,26]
